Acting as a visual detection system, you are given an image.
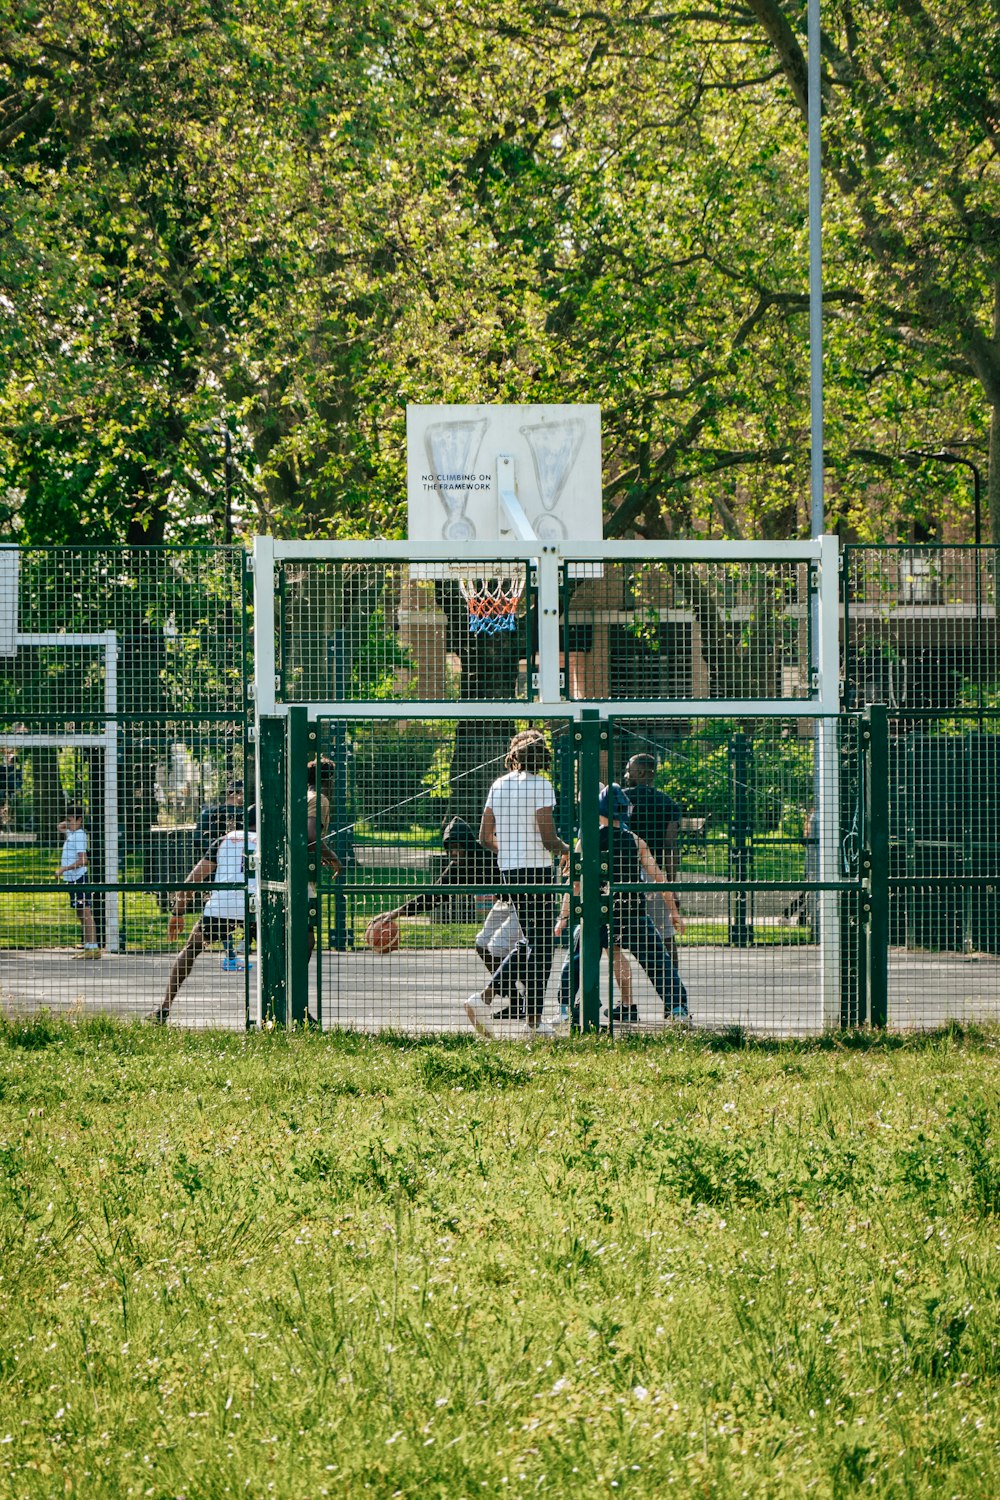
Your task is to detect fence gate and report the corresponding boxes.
[251,535,888,1037]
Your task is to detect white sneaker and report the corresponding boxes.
[464,995,495,1037]
[532,1018,560,1037]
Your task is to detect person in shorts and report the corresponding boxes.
[466,729,570,1035]
[58,805,100,957]
[152,805,257,1024]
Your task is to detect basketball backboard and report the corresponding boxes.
[407,404,603,545]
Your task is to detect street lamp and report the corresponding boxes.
[902,449,983,546]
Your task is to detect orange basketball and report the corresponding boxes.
[364,915,400,953]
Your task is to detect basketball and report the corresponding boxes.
[364,915,400,954]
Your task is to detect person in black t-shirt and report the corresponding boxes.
[623,753,682,961]
[557,784,687,1026]
[197,780,245,856]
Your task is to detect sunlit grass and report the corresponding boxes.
[0,1019,997,1495]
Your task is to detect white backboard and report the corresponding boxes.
[407,404,603,544]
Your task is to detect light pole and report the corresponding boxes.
[808,0,823,540]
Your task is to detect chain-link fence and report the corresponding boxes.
[562,556,814,702]
[0,547,251,1026]
[4,541,1000,1034]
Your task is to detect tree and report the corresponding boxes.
[1,1,994,544]
[741,0,999,533]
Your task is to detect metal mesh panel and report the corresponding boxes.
[562,558,813,701]
[885,712,1000,1028]
[0,548,250,1028]
[275,559,537,704]
[314,716,573,1034]
[607,715,864,1036]
[844,545,999,712]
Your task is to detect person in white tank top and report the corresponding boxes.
[151,806,257,1024]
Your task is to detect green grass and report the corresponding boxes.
[0,1020,997,1496]
[0,850,174,950]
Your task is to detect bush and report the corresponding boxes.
[350,721,446,832]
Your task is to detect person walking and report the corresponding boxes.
[623,753,682,963]
[465,729,569,1035]
[306,756,342,958]
[558,783,688,1027]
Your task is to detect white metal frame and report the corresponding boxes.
[0,632,119,951]
[252,534,843,1030]
[252,536,840,718]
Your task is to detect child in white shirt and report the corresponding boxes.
[57,805,99,957]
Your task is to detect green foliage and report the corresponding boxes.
[0,1,994,545]
[665,722,814,831]
[349,719,446,831]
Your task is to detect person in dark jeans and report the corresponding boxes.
[623,752,682,965]
[558,783,688,1027]
[466,729,570,1035]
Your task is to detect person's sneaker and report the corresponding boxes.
[665,1004,691,1026]
[220,955,239,972]
[532,1018,561,1037]
[147,1006,169,1025]
[488,1000,525,1022]
[611,1004,639,1027]
[464,995,496,1037]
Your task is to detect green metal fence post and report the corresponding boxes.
[866,704,890,1027]
[577,709,604,1033]
[729,731,753,947]
[287,706,311,1024]
[257,715,288,1026]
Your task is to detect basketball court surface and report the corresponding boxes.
[1,946,996,1036]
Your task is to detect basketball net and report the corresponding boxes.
[457,569,526,635]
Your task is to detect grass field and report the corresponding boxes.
[0,1019,997,1497]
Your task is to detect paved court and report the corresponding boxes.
[1,945,998,1036]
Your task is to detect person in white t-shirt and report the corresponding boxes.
[57,805,99,957]
[465,729,569,1035]
[151,805,257,1024]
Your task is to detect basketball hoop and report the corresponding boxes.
[457,570,525,635]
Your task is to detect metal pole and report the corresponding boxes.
[577,710,604,1033]
[808,0,824,538]
[865,705,889,1027]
